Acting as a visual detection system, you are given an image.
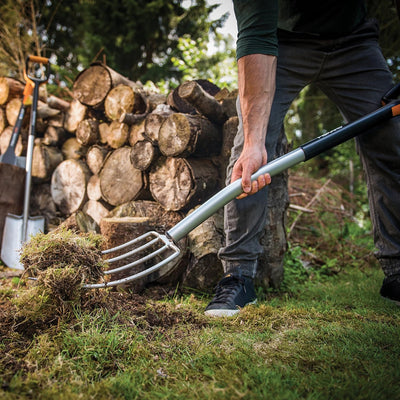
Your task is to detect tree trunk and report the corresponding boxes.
[61,137,88,160]
[51,159,92,215]
[104,84,146,120]
[158,113,222,158]
[144,105,174,144]
[0,77,24,105]
[32,143,64,182]
[86,145,109,175]
[99,147,148,206]
[72,62,142,108]
[106,121,129,149]
[178,80,226,125]
[130,140,159,171]
[76,118,99,146]
[182,208,224,291]
[149,157,220,211]
[64,99,87,133]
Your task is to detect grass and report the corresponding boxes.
[1,262,399,400]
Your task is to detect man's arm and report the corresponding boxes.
[234,53,277,198]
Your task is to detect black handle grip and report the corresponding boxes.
[382,83,400,105]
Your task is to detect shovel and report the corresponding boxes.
[1,55,50,270]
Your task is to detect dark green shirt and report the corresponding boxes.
[233,0,367,59]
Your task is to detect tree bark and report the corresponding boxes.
[99,146,148,206]
[51,159,92,215]
[76,118,99,146]
[119,112,147,126]
[158,113,222,158]
[32,143,64,182]
[178,80,226,125]
[220,116,239,184]
[0,77,24,105]
[86,145,109,175]
[104,84,146,120]
[130,140,159,171]
[149,157,220,211]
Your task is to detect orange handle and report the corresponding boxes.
[27,55,49,64]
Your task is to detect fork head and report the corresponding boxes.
[84,231,181,289]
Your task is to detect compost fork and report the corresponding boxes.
[86,85,400,289]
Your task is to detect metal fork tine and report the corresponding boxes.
[102,231,157,255]
[106,237,160,264]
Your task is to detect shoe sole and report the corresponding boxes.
[381,295,400,306]
[204,300,257,318]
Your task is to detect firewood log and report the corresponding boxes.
[220,116,239,184]
[128,119,146,146]
[104,84,146,121]
[144,93,167,113]
[221,89,238,119]
[47,94,70,112]
[0,77,24,105]
[5,98,28,126]
[72,62,143,108]
[0,107,6,133]
[58,210,99,233]
[144,105,174,144]
[107,121,129,149]
[64,98,87,133]
[0,126,24,155]
[178,80,226,125]
[86,145,109,175]
[37,104,61,120]
[149,157,220,211]
[30,183,58,225]
[42,125,67,146]
[61,137,88,160]
[32,143,64,182]
[98,122,109,144]
[119,112,147,125]
[182,208,224,290]
[130,140,159,171]
[51,159,92,215]
[99,147,148,206]
[158,113,222,158]
[82,199,110,225]
[87,174,102,201]
[76,118,99,146]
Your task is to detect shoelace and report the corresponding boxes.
[209,275,244,305]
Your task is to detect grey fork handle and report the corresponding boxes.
[167,100,399,243]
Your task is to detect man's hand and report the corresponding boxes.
[232,144,271,199]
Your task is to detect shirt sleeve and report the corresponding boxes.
[233,0,278,59]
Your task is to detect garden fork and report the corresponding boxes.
[85,86,400,289]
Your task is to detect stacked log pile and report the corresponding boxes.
[0,63,240,290]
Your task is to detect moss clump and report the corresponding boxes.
[15,228,107,321]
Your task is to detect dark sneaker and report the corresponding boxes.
[204,273,257,317]
[380,275,400,306]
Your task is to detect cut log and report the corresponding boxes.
[30,183,58,225]
[130,140,159,171]
[0,126,24,156]
[98,122,109,144]
[158,113,222,158]
[220,116,239,184]
[72,63,142,108]
[178,80,226,125]
[100,214,186,290]
[221,89,238,119]
[76,118,99,146]
[37,105,61,120]
[64,98,87,133]
[42,125,67,146]
[58,211,99,233]
[47,95,71,112]
[0,107,6,133]
[5,98,28,126]
[82,199,110,225]
[0,77,24,105]
[106,121,129,149]
[182,208,224,291]
[128,119,146,147]
[51,159,92,215]
[86,145,109,175]
[99,147,147,206]
[119,112,147,125]
[144,104,174,144]
[46,112,65,128]
[87,174,102,201]
[104,84,146,121]
[61,137,88,160]
[144,93,167,113]
[149,157,220,211]
[32,143,64,182]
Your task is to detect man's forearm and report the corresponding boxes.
[238,54,277,149]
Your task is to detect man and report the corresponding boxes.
[205,0,400,317]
